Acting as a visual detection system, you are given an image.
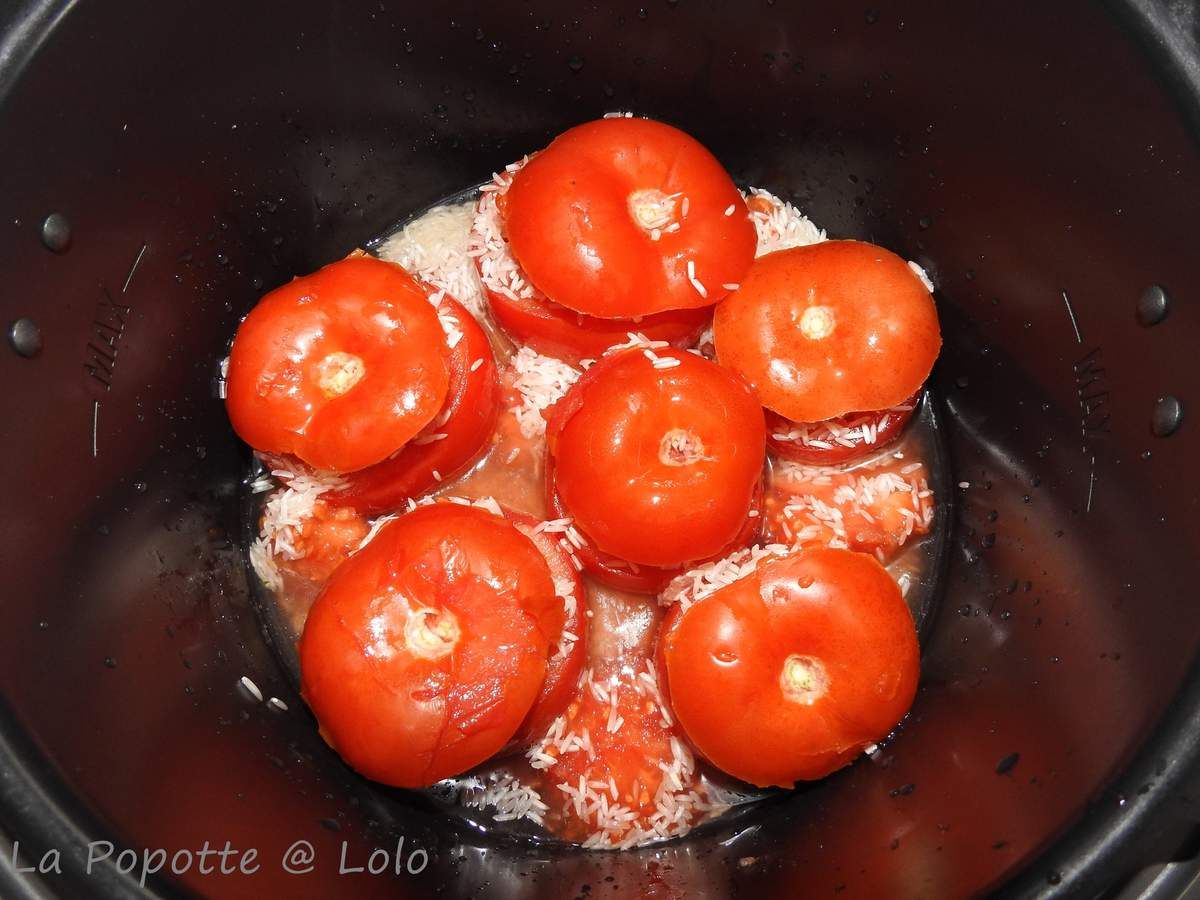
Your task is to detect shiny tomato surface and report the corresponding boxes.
[299,503,562,787]
[329,296,499,514]
[658,548,919,787]
[227,256,450,473]
[714,241,940,422]
[546,347,765,570]
[506,118,756,318]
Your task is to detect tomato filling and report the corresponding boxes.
[766,395,919,465]
[520,661,721,847]
[763,455,936,565]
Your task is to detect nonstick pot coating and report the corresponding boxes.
[1,1,1199,898]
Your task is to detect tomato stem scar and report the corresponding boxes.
[799,306,836,341]
[780,654,829,705]
[627,189,680,234]
[404,606,461,660]
[658,428,708,467]
[314,351,366,397]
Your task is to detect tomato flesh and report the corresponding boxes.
[226,256,451,473]
[527,661,711,846]
[658,547,919,788]
[714,240,941,422]
[505,118,756,318]
[272,500,369,584]
[328,295,500,514]
[765,456,935,564]
[546,346,766,570]
[299,503,562,787]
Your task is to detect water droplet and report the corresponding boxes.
[1136,285,1169,326]
[1151,396,1183,437]
[104,656,118,669]
[918,215,932,230]
[40,213,71,253]
[9,318,43,358]
[995,752,1020,774]
[567,54,584,72]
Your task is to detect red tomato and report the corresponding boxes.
[298,503,563,787]
[526,661,711,846]
[766,394,918,466]
[226,256,451,473]
[764,456,935,564]
[326,296,500,515]
[544,469,764,595]
[505,118,756,318]
[505,509,588,749]
[474,175,711,363]
[273,500,369,584]
[545,346,766,570]
[657,547,920,787]
[714,241,941,422]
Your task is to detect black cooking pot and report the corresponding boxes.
[2,1,1198,897]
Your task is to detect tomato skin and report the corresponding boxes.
[505,118,756,318]
[326,296,499,515]
[714,241,941,422]
[545,347,766,570]
[481,273,710,365]
[765,395,918,466]
[298,503,562,787]
[543,466,764,594]
[657,548,919,788]
[226,256,451,473]
[505,510,588,749]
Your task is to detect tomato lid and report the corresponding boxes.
[714,241,941,422]
[505,118,756,318]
